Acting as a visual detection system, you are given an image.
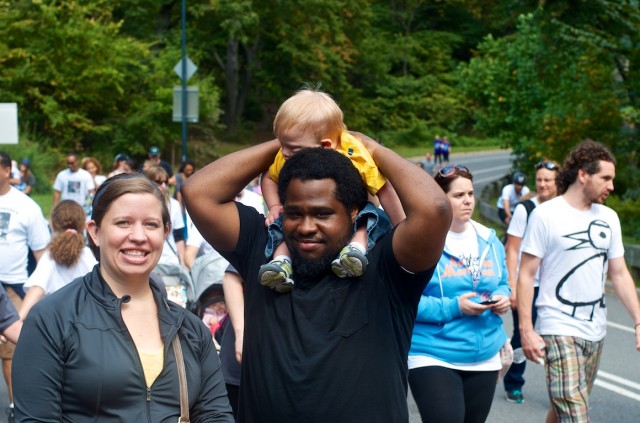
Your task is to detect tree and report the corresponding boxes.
[0,0,223,161]
[0,1,147,152]
[459,5,639,196]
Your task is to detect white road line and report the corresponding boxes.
[607,321,635,333]
[598,370,640,391]
[594,379,640,402]
[471,164,513,177]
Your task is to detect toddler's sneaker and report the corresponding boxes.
[259,259,294,293]
[331,245,368,278]
[275,278,294,294]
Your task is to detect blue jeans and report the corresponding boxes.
[503,286,539,392]
[264,202,391,259]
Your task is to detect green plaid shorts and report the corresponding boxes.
[542,335,604,422]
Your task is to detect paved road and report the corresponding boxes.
[449,150,515,194]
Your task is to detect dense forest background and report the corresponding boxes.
[1,0,639,230]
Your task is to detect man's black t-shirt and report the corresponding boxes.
[225,203,433,423]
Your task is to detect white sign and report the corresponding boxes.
[173,57,198,81]
[172,86,199,123]
[0,103,18,144]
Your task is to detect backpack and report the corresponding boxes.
[519,199,536,222]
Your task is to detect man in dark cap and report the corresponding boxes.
[148,146,174,178]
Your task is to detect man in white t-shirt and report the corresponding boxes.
[503,160,559,404]
[0,151,51,419]
[517,140,640,422]
[496,172,530,226]
[52,153,95,209]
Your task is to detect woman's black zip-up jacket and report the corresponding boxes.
[13,265,233,422]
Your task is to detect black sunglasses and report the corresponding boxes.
[536,161,558,171]
[437,164,470,178]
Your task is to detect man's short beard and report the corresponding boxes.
[289,248,335,278]
[286,231,352,278]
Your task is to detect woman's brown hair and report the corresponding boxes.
[89,173,170,259]
[49,200,87,267]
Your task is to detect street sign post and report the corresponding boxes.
[176,0,194,164]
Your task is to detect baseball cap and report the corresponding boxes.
[114,153,130,163]
[149,146,160,156]
[21,158,31,167]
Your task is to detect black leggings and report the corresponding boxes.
[409,366,498,423]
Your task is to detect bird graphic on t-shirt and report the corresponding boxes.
[556,220,611,321]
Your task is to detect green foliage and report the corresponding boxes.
[0,0,221,160]
[606,195,640,241]
[1,139,62,194]
[0,0,637,217]
[0,1,147,149]
[459,8,639,196]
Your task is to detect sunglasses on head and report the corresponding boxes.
[536,161,558,171]
[437,164,470,178]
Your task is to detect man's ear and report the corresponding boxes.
[577,168,589,184]
[350,207,358,223]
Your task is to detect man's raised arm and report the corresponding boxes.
[182,140,280,253]
[356,134,451,273]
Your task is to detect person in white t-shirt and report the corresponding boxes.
[0,151,51,419]
[145,166,185,266]
[502,160,559,404]
[496,172,530,226]
[19,200,97,319]
[517,140,640,422]
[53,153,96,210]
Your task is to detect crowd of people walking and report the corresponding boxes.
[0,88,638,423]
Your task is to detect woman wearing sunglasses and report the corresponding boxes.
[408,164,511,423]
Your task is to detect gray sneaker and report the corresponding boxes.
[331,245,368,278]
[259,259,294,292]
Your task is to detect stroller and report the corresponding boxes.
[189,251,230,348]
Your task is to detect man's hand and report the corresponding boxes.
[521,328,545,364]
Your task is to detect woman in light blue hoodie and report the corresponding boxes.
[409,165,510,423]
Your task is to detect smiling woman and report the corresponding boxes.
[13,173,234,422]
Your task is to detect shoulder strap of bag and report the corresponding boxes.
[172,336,190,423]
[520,199,537,222]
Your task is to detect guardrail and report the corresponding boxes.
[478,180,640,280]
